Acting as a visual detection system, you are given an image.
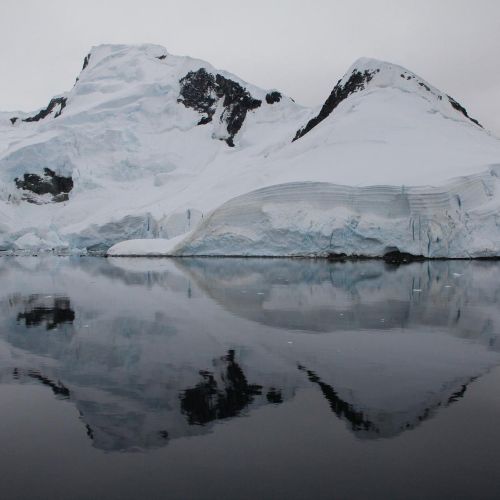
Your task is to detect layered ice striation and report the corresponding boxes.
[174,167,500,258]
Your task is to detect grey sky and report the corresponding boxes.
[1,0,499,134]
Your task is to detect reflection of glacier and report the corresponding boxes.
[0,256,499,450]
[176,258,500,341]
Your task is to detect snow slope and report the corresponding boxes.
[1,45,499,256]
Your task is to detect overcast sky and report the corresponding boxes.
[1,0,499,134]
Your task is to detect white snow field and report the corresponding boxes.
[1,44,499,257]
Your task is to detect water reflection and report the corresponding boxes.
[0,257,499,451]
[15,295,75,330]
[298,365,374,433]
[180,350,277,426]
[297,365,474,438]
[13,368,71,399]
[175,258,500,342]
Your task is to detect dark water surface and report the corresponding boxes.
[1,257,500,500]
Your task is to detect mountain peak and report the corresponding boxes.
[86,43,169,62]
[293,58,481,141]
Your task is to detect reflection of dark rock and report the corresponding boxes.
[17,296,75,330]
[299,365,474,439]
[180,350,267,425]
[22,369,71,398]
[13,368,70,398]
[15,167,73,203]
[294,68,377,141]
[326,252,349,261]
[266,388,283,404]
[178,68,262,146]
[22,96,67,122]
[447,380,475,404]
[299,365,374,432]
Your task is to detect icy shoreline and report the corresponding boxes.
[107,167,500,259]
[1,251,500,261]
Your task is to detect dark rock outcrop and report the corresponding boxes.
[293,69,377,141]
[82,53,91,71]
[265,91,282,104]
[178,68,217,122]
[447,95,482,127]
[10,117,18,125]
[383,250,426,264]
[178,68,262,146]
[75,53,91,83]
[15,167,73,203]
[23,97,67,122]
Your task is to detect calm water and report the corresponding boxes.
[1,257,500,500]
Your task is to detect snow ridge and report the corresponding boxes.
[294,58,481,141]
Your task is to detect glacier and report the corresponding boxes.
[1,44,499,257]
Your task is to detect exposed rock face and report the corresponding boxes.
[178,68,262,146]
[294,69,377,141]
[82,53,91,70]
[177,68,217,122]
[9,117,17,125]
[14,168,73,203]
[265,91,282,104]
[383,250,426,264]
[22,97,67,122]
[447,95,482,127]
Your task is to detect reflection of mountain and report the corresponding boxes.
[7,349,287,452]
[298,365,474,439]
[181,350,279,426]
[0,257,499,451]
[299,365,374,432]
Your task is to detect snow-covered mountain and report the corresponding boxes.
[1,44,499,257]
